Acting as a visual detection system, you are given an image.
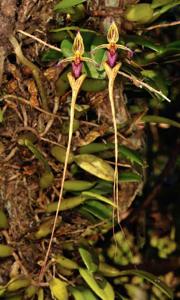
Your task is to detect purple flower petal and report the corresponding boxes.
[107,50,118,68]
[72,62,83,78]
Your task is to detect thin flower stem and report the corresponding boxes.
[104,62,121,222]
[38,73,86,283]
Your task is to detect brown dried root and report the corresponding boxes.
[9,35,49,111]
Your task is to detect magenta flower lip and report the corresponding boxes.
[72,61,83,78]
[107,50,118,68]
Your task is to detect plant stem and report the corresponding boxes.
[9,35,49,111]
[103,62,121,221]
[38,73,86,282]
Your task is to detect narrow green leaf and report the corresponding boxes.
[64,180,96,191]
[79,143,114,154]
[119,172,142,182]
[81,201,112,220]
[152,0,180,21]
[151,0,174,9]
[125,35,163,53]
[70,287,98,300]
[79,268,107,300]
[142,115,180,128]
[117,270,173,299]
[166,41,180,52]
[81,288,99,300]
[18,139,51,172]
[70,287,85,300]
[46,195,86,212]
[102,280,115,300]
[82,191,117,208]
[79,247,98,272]
[119,145,144,166]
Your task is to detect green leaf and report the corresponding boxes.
[79,143,114,154]
[152,0,180,22]
[64,180,96,191]
[119,145,144,166]
[141,69,168,97]
[18,138,51,172]
[102,280,115,300]
[79,143,144,166]
[119,172,142,182]
[151,0,174,9]
[125,35,163,53]
[80,288,99,300]
[81,78,107,92]
[54,0,86,11]
[117,270,173,299]
[39,172,54,189]
[166,41,180,52]
[79,247,98,272]
[83,54,105,79]
[74,154,115,182]
[98,262,121,277]
[0,286,6,296]
[82,201,112,220]
[70,287,98,300]
[91,36,107,72]
[61,39,73,58]
[79,268,107,300]
[125,4,154,24]
[82,191,117,208]
[89,180,112,195]
[46,195,86,212]
[70,287,85,300]
[41,49,62,62]
[49,277,68,300]
[142,115,180,128]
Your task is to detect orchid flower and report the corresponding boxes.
[92,22,132,219]
[58,31,97,78]
[92,21,132,68]
[40,32,89,281]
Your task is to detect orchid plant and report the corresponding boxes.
[39,31,96,281]
[40,22,135,280]
[40,21,171,281]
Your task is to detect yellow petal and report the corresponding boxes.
[72,31,84,56]
[107,21,119,44]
